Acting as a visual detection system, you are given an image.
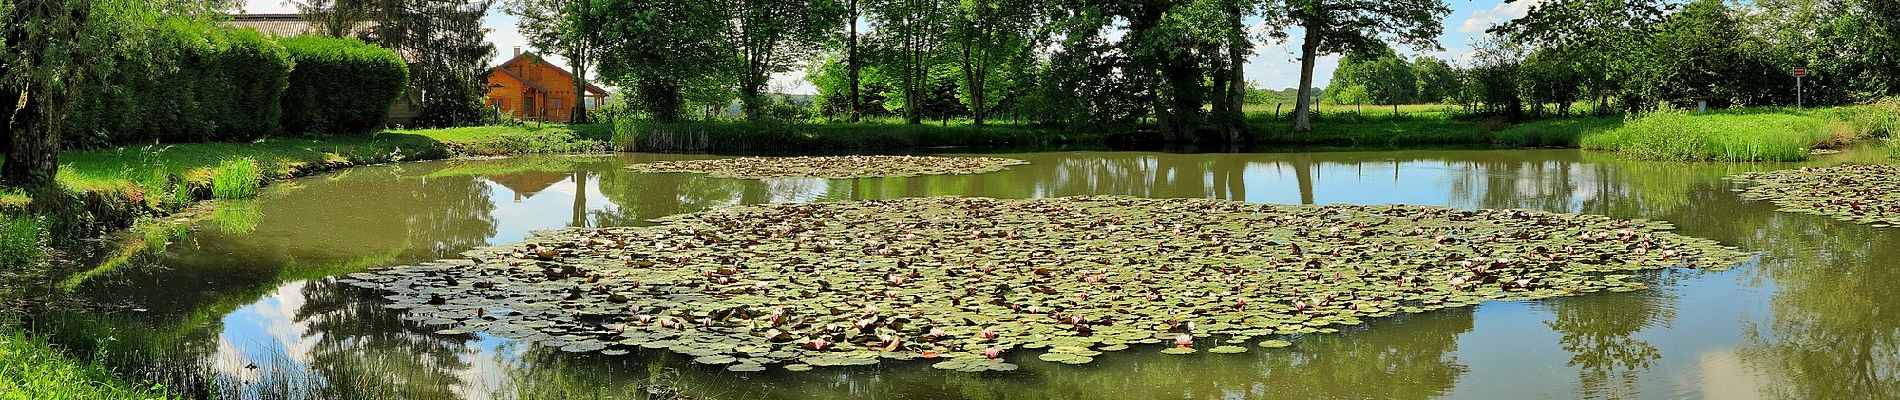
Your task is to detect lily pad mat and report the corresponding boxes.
[340,196,1744,372]
[1730,164,1900,227]
[624,155,1028,179]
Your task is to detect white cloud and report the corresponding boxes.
[1459,0,1542,33]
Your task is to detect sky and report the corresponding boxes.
[240,0,1537,94]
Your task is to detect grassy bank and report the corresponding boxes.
[1580,105,1900,161]
[0,331,171,399]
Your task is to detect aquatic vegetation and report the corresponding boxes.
[625,155,1029,179]
[340,196,1743,373]
[1730,164,1900,226]
[210,158,263,199]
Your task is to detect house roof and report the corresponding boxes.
[226,13,319,37]
[490,66,556,94]
[487,53,611,95]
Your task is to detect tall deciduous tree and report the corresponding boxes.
[593,0,729,122]
[360,0,496,127]
[949,0,1041,126]
[508,0,604,123]
[1491,0,1674,112]
[1271,0,1449,132]
[717,0,844,120]
[868,0,951,125]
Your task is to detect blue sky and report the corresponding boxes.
[241,0,1535,93]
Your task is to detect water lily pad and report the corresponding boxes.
[348,196,1745,372]
[1731,164,1900,227]
[1208,345,1248,354]
[1257,339,1293,348]
[1160,347,1198,355]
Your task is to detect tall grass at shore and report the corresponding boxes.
[210,158,262,199]
[1580,106,1898,162]
[0,331,172,400]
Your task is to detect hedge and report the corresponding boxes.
[278,36,409,135]
[67,24,294,147]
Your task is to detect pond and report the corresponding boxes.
[36,147,1900,399]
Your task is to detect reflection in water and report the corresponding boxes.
[33,149,1900,399]
[1541,289,1675,399]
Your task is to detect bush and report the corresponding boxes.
[210,158,262,199]
[279,35,409,135]
[66,24,294,147]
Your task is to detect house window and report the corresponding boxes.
[550,98,564,109]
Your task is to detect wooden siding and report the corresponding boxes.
[484,54,608,122]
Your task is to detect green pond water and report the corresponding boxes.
[35,148,1900,399]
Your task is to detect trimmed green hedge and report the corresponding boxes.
[68,24,294,146]
[279,36,409,135]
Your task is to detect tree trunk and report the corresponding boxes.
[1293,25,1321,132]
[847,0,861,123]
[2,98,58,187]
[570,52,590,124]
[1224,16,1248,143]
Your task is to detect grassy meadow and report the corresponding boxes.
[1579,104,1900,161]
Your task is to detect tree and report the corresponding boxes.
[717,0,844,120]
[1270,0,1451,132]
[593,0,730,122]
[360,0,497,128]
[867,0,952,125]
[948,0,1041,126]
[508,0,606,123]
[1412,56,1458,104]
[1327,46,1416,105]
[1,0,224,186]
[1492,0,1675,112]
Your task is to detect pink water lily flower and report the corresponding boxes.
[1175,334,1193,348]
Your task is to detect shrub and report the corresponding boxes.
[66,24,294,147]
[210,158,262,199]
[279,35,409,135]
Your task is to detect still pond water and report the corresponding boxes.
[40,148,1900,399]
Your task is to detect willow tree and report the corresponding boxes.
[509,0,605,123]
[1273,0,1450,132]
[1,0,224,186]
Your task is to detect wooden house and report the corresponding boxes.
[485,50,610,122]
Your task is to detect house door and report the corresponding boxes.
[524,96,537,119]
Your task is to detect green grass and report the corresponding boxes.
[0,215,41,269]
[1578,106,1894,162]
[209,158,261,199]
[0,331,172,400]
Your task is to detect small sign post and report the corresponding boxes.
[1794,67,1807,109]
